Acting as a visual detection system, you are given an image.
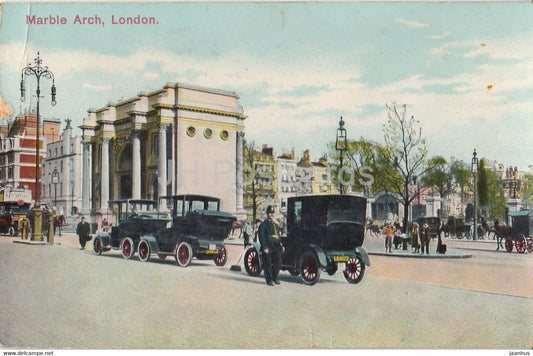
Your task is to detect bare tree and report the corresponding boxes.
[383,103,427,232]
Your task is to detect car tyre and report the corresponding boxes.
[244,248,262,276]
[121,237,135,259]
[93,236,103,256]
[175,241,193,267]
[8,226,15,236]
[299,250,321,286]
[505,239,514,252]
[214,246,227,266]
[343,256,365,284]
[138,240,151,262]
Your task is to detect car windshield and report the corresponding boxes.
[326,198,365,225]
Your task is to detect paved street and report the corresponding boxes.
[0,233,531,349]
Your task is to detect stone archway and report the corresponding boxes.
[116,143,132,199]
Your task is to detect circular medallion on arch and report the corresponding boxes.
[186,126,196,137]
[220,130,229,141]
[204,128,213,139]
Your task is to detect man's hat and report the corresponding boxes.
[266,205,275,214]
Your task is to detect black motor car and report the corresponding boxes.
[93,195,235,267]
[244,194,370,285]
[416,216,442,238]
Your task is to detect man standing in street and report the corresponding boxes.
[76,216,91,250]
[420,222,431,255]
[258,206,282,286]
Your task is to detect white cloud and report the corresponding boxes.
[426,32,452,40]
[82,82,111,91]
[395,18,429,28]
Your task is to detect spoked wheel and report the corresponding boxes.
[505,239,514,252]
[515,235,526,253]
[526,237,533,253]
[121,237,135,259]
[93,236,103,256]
[138,240,151,262]
[244,248,262,276]
[343,256,366,284]
[175,241,193,267]
[299,251,321,286]
[214,246,228,266]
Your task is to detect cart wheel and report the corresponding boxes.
[299,250,321,286]
[93,236,103,256]
[8,227,15,236]
[244,248,262,276]
[343,256,366,284]
[515,236,526,253]
[121,237,135,259]
[175,241,193,267]
[526,237,533,253]
[138,240,151,262]
[214,246,227,266]
[505,239,514,252]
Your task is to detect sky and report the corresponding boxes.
[0,1,532,171]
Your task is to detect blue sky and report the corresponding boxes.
[0,1,532,171]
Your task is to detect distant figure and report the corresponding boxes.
[411,222,420,253]
[76,216,91,250]
[242,221,252,248]
[253,219,261,243]
[420,222,431,255]
[383,225,396,254]
[101,218,110,233]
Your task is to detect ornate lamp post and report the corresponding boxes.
[335,116,347,194]
[471,149,478,240]
[20,52,57,242]
[52,168,59,208]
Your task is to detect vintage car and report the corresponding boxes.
[244,194,370,285]
[93,195,236,267]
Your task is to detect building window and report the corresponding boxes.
[186,126,196,137]
[204,128,212,139]
[7,166,13,179]
[151,132,158,155]
[220,130,229,140]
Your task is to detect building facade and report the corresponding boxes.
[42,119,83,216]
[81,83,246,223]
[243,144,277,221]
[0,111,60,201]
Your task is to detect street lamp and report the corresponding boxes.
[20,52,57,242]
[471,149,478,240]
[335,116,347,194]
[52,168,59,208]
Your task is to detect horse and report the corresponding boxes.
[230,220,247,239]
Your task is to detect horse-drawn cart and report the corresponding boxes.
[493,211,533,253]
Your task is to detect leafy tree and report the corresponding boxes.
[422,156,454,199]
[520,173,533,209]
[451,159,471,209]
[477,159,506,220]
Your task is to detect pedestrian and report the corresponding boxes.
[420,222,431,255]
[383,224,395,254]
[101,218,110,233]
[258,206,282,286]
[411,222,420,253]
[242,220,252,248]
[253,219,261,242]
[76,216,91,250]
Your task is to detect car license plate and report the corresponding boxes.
[206,250,218,254]
[333,256,349,262]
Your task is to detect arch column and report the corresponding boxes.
[158,124,169,199]
[81,140,92,215]
[100,137,111,211]
[132,130,142,199]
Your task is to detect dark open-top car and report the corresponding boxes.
[93,195,236,267]
[244,194,370,285]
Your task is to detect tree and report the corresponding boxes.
[450,159,471,211]
[422,156,454,200]
[477,159,506,220]
[382,103,427,232]
[520,173,533,210]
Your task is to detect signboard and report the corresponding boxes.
[3,189,32,203]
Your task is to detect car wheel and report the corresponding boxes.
[515,235,526,253]
[175,241,193,267]
[526,237,533,253]
[8,226,15,236]
[299,250,321,286]
[138,240,151,262]
[121,237,135,259]
[214,246,227,266]
[343,256,366,284]
[93,236,103,256]
[505,239,514,252]
[244,248,261,276]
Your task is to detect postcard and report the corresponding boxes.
[0,0,532,353]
